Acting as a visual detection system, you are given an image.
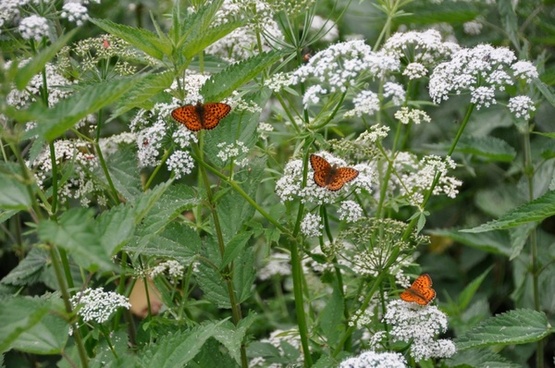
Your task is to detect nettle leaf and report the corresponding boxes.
[138,321,224,367]
[0,168,33,210]
[181,19,244,60]
[447,348,521,368]
[100,145,142,201]
[212,317,254,365]
[25,76,144,141]
[430,228,512,256]
[14,30,77,90]
[97,204,136,256]
[233,245,256,304]
[461,190,555,233]
[319,283,345,347]
[456,136,516,162]
[201,51,283,101]
[455,309,552,351]
[0,296,68,355]
[221,231,253,269]
[91,19,171,59]
[197,237,230,308]
[111,71,174,119]
[132,181,174,224]
[0,247,48,287]
[38,208,115,272]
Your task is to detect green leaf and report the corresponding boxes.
[457,267,491,310]
[447,348,522,368]
[221,231,252,269]
[26,77,144,141]
[0,248,48,286]
[14,30,77,90]
[90,19,171,59]
[461,190,555,233]
[200,51,282,101]
[0,296,68,355]
[111,71,175,119]
[97,204,136,256]
[429,228,512,256]
[455,309,552,351]
[100,144,142,201]
[132,181,174,224]
[0,169,32,210]
[212,316,254,365]
[233,246,256,304]
[181,20,244,60]
[38,208,116,272]
[319,283,345,347]
[139,322,224,367]
[497,0,520,49]
[533,80,555,107]
[456,136,516,162]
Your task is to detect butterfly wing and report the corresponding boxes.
[327,167,359,191]
[310,154,332,188]
[201,102,232,130]
[172,105,203,131]
[400,274,436,305]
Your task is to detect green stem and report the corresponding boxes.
[523,123,543,368]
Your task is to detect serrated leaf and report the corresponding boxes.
[38,208,116,272]
[200,51,282,101]
[0,170,32,210]
[447,348,522,368]
[456,136,516,162]
[455,309,551,350]
[97,204,136,255]
[181,19,245,59]
[111,71,175,119]
[319,283,345,347]
[100,145,142,201]
[0,296,68,355]
[0,248,48,286]
[212,316,254,365]
[429,228,512,256]
[14,30,77,90]
[221,231,252,269]
[25,77,143,141]
[461,190,555,233]
[233,246,255,304]
[139,322,224,367]
[90,19,171,59]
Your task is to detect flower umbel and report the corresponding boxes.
[71,288,131,324]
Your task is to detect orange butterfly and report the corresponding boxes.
[399,273,436,306]
[171,102,231,131]
[309,154,359,191]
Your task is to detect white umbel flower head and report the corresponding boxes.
[71,288,131,324]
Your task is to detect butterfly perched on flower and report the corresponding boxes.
[171,102,231,131]
[309,154,359,191]
[400,273,436,306]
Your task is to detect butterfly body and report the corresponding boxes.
[399,273,436,306]
[171,102,231,131]
[309,154,359,191]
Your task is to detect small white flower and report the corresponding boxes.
[403,62,428,79]
[71,288,131,324]
[383,299,456,362]
[257,122,274,140]
[19,15,49,42]
[394,107,431,125]
[383,82,405,106]
[508,95,535,120]
[301,213,323,238]
[216,141,249,166]
[470,86,496,109]
[258,252,291,280]
[61,3,89,26]
[150,260,184,279]
[167,150,195,179]
[344,90,380,117]
[338,200,363,223]
[340,350,407,368]
[463,20,483,35]
[511,61,539,82]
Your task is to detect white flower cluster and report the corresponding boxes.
[344,90,380,118]
[383,82,405,106]
[216,140,249,167]
[61,3,89,26]
[149,259,184,279]
[257,122,274,140]
[70,288,131,324]
[290,40,400,108]
[508,95,536,120]
[28,140,101,206]
[383,29,459,68]
[383,300,456,362]
[166,150,195,179]
[19,15,49,41]
[202,0,283,62]
[380,152,461,206]
[394,107,431,125]
[429,44,538,110]
[340,350,407,368]
[338,200,363,223]
[300,213,323,237]
[250,328,303,367]
[275,152,372,205]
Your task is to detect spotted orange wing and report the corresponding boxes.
[310,154,332,188]
[400,273,436,306]
[201,102,232,130]
[171,105,203,131]
[310,154,359,191]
